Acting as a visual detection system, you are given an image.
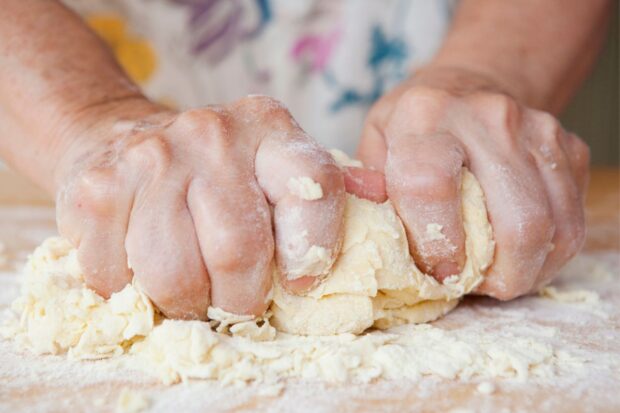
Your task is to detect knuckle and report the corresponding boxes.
[238,95,285,112]
[209,228,272,275]
[241,95,294,128]
[472,93,520,133]
[398,86,450,108]
[306,162,345,195]
[68,167,118,215]
[555,216,586,262]
[496,194,555,252]
[386,88,453,138]
[395,164,460,202]
[235,95,292,124]
[569,134,591,172]
[177,108,231,145]
[125,135,173,173]
[534,111,563,146]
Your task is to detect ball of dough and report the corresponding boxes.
[270,169,494,335]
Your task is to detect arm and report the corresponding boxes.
[359,0,612,298]
[0,0,157,193]
[429,0,612,113]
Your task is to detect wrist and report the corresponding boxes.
[409,64,520,101]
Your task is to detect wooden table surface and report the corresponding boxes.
[0,167,618,413]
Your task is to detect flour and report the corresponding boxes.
[0,237,591,389]
[476,381,496,394]
[1,236,619,412]
[286,176,323,201]
[116,388,149,413]
[4,233,596,392]
[425,223,447,241]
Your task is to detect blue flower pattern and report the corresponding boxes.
[327,25,409,112]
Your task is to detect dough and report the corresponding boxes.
[287,176,324,201]
[1,153,502,385]
[271,168,495,335]
[1,240,564,387]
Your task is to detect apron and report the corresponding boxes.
[63,0,453,154]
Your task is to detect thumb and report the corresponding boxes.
[357,121,388,171]
[344,166,387,203]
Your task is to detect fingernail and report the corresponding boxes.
[432,261,460,282]
[282,275,317,294]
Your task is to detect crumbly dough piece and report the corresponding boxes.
[287,176,324,201]
[271,169,495,335]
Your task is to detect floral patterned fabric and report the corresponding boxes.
[63,0,453,153]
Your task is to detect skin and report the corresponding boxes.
[0,0,611,317]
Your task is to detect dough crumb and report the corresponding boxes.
[329,149,363,168]
[287,176,323,201]
[257,382,285,397]
[540,286,600,305]
[285,244,331,280]
[476,381,496,394]
[425,223,447,241]
[116,388,149,413]
[208,306,276,341]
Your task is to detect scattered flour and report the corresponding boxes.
[116,388,149,413]
[0,238,601,389]
[0,240,618,412]
[476,381,496,394]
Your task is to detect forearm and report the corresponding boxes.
[423,0,612,113]
[0,0,158,193]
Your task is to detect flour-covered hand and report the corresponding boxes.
[358,67,589,299]
[54,96,347,319]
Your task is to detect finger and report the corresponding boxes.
[564,132,591,196]
[470,152,555,300]
[127,178,210,320]
[252,109,345,293]
[384,132,467,281]
[524,113,586,289]
[357,120,388,171]
[187,173,274,317]
[343,166,387,203]
[175,108,274,316]
[56,167,133,298]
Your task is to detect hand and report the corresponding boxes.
[358,66,589,299]
[53,96,346,318]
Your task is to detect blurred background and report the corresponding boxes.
[561,7,618,166]
[0,4,617,206]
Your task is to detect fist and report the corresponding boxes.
[358,68,589,300]
[54,96,346,319]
